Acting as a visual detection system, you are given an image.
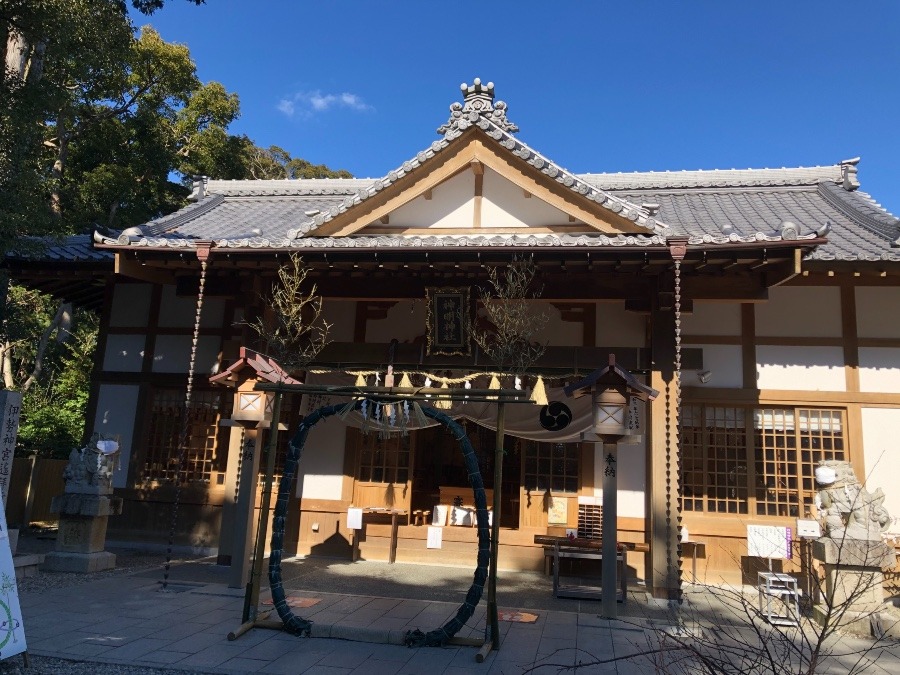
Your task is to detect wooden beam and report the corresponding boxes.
[114,255,175,285]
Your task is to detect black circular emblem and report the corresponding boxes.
[539,401,572,431]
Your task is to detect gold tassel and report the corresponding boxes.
[488,375,500,390]
[436,381,452,409]
[398,372,413,389]
[355,373,366,387]
[531,375,548,406]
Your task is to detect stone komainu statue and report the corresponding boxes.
[814,460,891,541]
[63,433,120,491]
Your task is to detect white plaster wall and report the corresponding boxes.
[532,303,582,347]
[596,302,646,346]
[856,287,900,339]
[389,171,475,229]
[756,286,842,338]
[297,415,347,500]
[860,407,900,532]
[109,284,152,327]
[151,335,221,374]
[858,347,900,393]
[158,285,225,328]
[481,169,570,227]
[685,344,743,389]
[682,302,741,336]
[102,334,146,372]
[366,300,426,343]
[92,383,140,488]
[321,300,356,342]
[756,346,846,391]
[594,439,646,518]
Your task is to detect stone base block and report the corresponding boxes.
[55,515,110,554]
[42,550,116,573]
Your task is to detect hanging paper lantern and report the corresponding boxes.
[531,375,549,406]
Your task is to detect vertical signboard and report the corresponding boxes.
[0,391,21,508]
[0,490,26,659]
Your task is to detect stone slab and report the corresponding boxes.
[51,493,123,516]
[55,515,110,554]
[42,550,116,573]
[812,537,896,568]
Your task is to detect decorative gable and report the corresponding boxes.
[307,80,664,239]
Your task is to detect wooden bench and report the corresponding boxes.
[534,536,649,603]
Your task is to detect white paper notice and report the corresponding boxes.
[347,507,363,530]
[426,526,443,549]
[747,524,790,559]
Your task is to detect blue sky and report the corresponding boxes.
[134,1,900,215]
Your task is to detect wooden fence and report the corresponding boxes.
[4,457,67,527]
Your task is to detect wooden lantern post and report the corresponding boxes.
[565,354,658,618]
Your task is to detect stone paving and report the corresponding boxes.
[15,557,900,674]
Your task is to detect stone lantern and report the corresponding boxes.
[44,434,124,572]
[210,347,297,588]
[565,354,658,618]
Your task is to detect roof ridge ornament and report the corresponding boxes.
[437,78,519,135]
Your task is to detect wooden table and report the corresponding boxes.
[351,508,408,564]
[533,536,648,602]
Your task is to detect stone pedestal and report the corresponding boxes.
[43,493,123,573]
[811,537,897,637]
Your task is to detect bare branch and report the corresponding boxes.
[472,256,548,375]
[247,254,331,373]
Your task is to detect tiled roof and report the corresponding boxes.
[85,81,900,264]
[9,234,113,262]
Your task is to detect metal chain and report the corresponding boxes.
[162,259,208,591]
[673,259,684,603]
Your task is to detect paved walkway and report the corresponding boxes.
[17,557,900,674]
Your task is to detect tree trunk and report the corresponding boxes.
[0,342,14,390]
[50,114,68,221]
[4,28,29,85]
[21,301,67,392]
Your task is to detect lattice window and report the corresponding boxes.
[680,404,846,518]
[358,433,411,484]
[142,388,229,484]
[524,441,579,493]
[755,408,845,517]
[680,406,749,514]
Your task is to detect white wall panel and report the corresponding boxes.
[92,384,140,488]
[151,335,221,374]
[297,415,347,499]
[481,169,570,227]
[597,302,646,346]
[861,407,900,533]
[109,284,152,328]
[366,300,426,343]
[856,287,900,339]
[389,171,474,229]
[321,300,356,342]
[158,284,224,328]
[858,348,900,393]
[686,344,743,389]
[756,287,842,338]
[756,346,846,391]
[102,334,146,372]
[682,302,741,336]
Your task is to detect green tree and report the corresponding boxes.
[1,283,98,457]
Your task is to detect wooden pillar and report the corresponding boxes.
[601,441,619,618]
[648,302,680,598]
